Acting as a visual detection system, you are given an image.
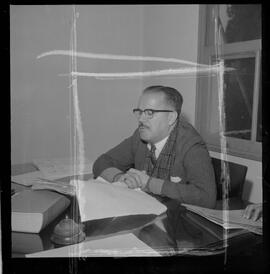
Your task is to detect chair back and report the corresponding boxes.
[211,157,247,200]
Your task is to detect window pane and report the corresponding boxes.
[207,5,261,45]
[223,58,255,140]
[197,5,262,160]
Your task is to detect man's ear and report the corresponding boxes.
[168,111,178,126]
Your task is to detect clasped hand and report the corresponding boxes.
[116,169,149,189]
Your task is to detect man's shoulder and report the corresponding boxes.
[176,119,205,146]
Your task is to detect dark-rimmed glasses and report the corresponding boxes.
[132,108,174,119]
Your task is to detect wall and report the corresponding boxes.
[11,5,199,165]
[141,5,199,125]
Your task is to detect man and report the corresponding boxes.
[93,85,216,208]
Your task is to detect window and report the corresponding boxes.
[196,4,262,160]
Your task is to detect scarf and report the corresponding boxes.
[143,121,178,180]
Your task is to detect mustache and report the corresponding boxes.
[138,123,149,129]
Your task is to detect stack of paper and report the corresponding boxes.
[31,180,76,196]
[11,170,76,195]
[182,204,262,235]
[30,176,125,196]
[11,171,45,186]
[33,157,92,180]
[26,233,161,257]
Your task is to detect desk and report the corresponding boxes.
[11,163,263,261]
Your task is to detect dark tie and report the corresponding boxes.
[150,144,157,166]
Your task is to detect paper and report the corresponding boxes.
[182,203,262,235]
[31,180,76,196]
[33,158,92,180]
[76,179,167,222]
[11,171,46,186]
[98,176,137,189]
[26,233,161,257]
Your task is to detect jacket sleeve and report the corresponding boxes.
[92,133,136,180]
[147,142,217,208]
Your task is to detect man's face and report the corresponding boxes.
[137,92,173,144]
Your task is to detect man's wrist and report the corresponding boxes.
[100,167,124,183]
[144,176,152,191]
[112,172,125,182]
[147,177,164,195]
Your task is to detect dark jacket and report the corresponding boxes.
[93,120,216,208]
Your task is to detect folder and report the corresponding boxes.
[182,203,262,235]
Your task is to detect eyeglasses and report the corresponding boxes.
[132,108,174,119]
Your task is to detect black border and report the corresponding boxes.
[3,2,270,274]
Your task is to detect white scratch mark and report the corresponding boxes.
[68,65,232,79]
[68,6,85,267]
[214,12,230,265]
[38,50,234,79]
[37,50,211,68]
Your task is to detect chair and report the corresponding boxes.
[211,157,248,200]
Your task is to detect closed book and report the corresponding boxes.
[12,190,70,233]
[12,232,46,254]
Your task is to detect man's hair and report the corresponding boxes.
[143,85,183,116]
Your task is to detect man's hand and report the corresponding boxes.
[115,171,143,189]
[242,203,262,221]
[126,168,149,189]
[113,169,149,189]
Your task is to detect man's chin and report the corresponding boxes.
[139,132,150,142]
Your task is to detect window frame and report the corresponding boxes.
[195,5,262,161]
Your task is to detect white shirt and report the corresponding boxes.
[147,136,169,159]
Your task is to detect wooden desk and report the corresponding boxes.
[11,163,262,259]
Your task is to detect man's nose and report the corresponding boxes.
[138,112,148,123]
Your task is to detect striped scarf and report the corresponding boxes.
[143,122,178,180]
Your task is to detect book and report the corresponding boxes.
[12,232,47,254]
[182,203,262,235]
[12,190,70,233]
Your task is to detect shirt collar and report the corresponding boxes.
[147,135,169,158]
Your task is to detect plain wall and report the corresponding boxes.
[141,5,199,125]
[11,5,199,165]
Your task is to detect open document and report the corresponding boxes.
[182,203,262,235]
[75,179,167,222]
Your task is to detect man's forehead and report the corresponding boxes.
[138,92,166,107]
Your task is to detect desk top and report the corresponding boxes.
[11,163,262,258]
